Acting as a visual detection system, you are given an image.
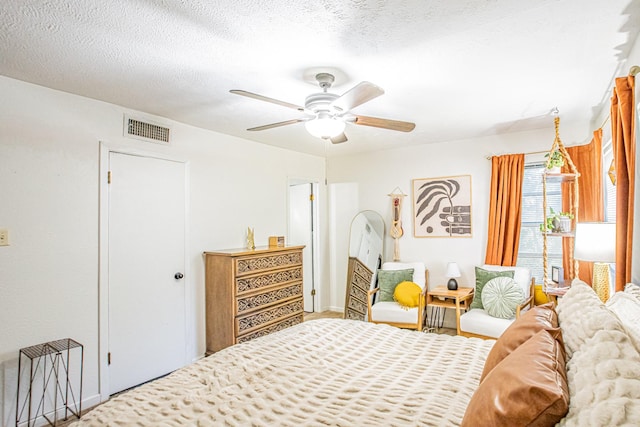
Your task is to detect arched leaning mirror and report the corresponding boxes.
[344,210,385,320]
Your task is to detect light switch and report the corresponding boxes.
[0,229,9,246]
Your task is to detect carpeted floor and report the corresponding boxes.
[304,310,456,335]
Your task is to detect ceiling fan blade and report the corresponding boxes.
[330,133,348,144]
[247,119,306,131]
[331,82,384,112]
[354,115,416,132]
[230,90,304,111]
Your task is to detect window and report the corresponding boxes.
[516,163,563,284]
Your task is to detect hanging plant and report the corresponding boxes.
[544,150,565,169]
[539,208,574,232]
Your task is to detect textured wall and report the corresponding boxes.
[0,76,326,426]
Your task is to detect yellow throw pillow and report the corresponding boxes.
[534,284,549,305]
[393,281,422,309]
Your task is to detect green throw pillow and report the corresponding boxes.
[470,267,515,310]
[377,269,414,302]
[481,276,525,319]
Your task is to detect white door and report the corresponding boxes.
[108,152,186,394]
[289,182,315,312]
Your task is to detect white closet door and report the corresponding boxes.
[289,183,314,312]
[108,152,186,394]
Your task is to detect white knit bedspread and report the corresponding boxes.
[72,319,493,426]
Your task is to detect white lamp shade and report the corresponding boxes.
[445,262,461,278]
[574,222,616,263]
[304,116,345,138]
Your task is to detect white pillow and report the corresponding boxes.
[624,283,640,301]
[557,280,626,359]
[606,292,640,353]
[481,276,524,319]
[559,328,640,426]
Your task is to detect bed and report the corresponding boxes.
[71,281,640,426]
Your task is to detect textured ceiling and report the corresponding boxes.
[1,0,639,157]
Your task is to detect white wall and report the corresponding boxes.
[0,76,326,426]
[326,121,587,326]
[328,183,359,311]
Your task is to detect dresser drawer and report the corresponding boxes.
[347,286,368,311]
[236,313,303,344]
[235,266,302,295]
[346,293,367,317]
[235,250,302,277]
[345,308,364,321]
[353,260,373,282]
[236,298,304,336]
[236,282,302,315]
[350,270,372,295]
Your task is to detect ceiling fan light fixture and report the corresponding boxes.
[232,72,415,140]
[304,115,345,139]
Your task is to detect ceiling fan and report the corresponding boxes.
[230,73,416,144]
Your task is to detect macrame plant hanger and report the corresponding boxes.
[388,187,407,261]
[542,110,580,288]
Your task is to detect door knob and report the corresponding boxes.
[174,272,184,280]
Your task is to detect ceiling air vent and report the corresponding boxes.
[124,115,170,144]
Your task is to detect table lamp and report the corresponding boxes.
[573,222,616,302]
[446,262,461,290]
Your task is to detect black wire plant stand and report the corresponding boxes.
[16,338,83,426]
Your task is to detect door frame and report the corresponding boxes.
[287,177,321,313]
[98,142,190,401]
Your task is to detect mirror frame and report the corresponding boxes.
[344,210,385,320]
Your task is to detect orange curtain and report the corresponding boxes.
[485,154,524,266]
[611,75,636,291]
[562,129,604,284]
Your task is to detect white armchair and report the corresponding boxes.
[367,261,429,330]
[459,265,534,339]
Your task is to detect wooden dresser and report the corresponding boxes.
[204,245,305,353]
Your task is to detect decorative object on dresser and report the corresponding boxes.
[573,222,616,302]
[203,245,304,353]
[268,235,285,247]
[345,211,384,321]
[246,227,255,249]
[387,187,406,261]
[445,262,461,290]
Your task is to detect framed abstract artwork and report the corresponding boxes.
[412,175,472,237]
